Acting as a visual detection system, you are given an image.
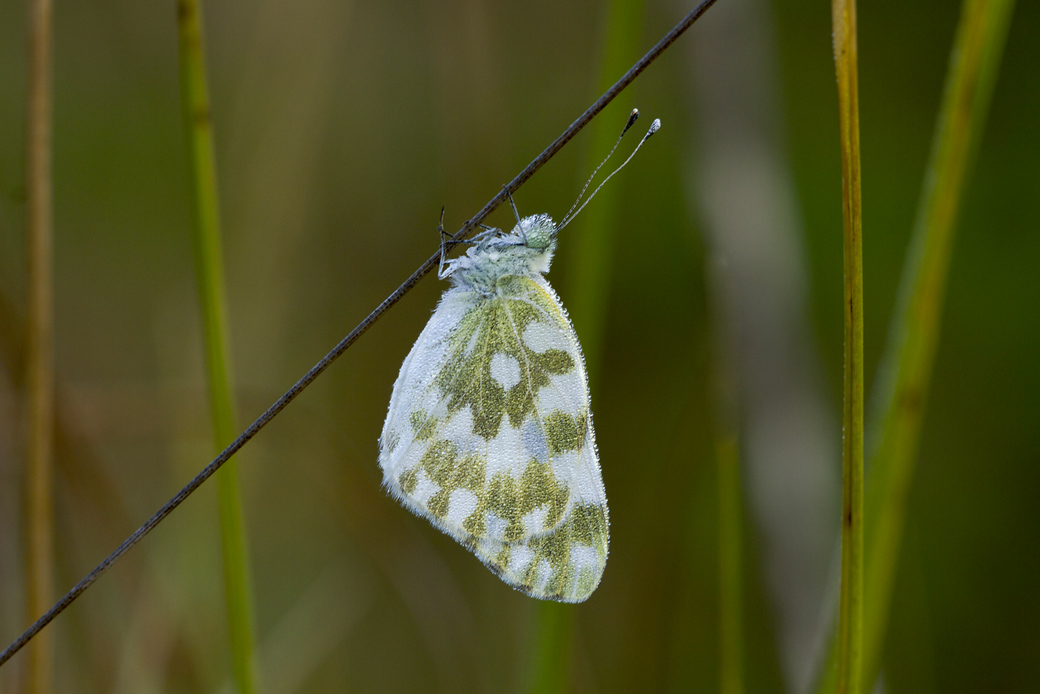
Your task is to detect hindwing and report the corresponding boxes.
[380,274,608,602]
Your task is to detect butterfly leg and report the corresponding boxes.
[437,207,452,279]
[507,190,521,223]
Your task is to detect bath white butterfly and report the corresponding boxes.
[379,113,659,602]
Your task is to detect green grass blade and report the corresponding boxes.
[703,221,746,694]
[830,1,865,692]
[525,603,573,694]
[176,1,259,692]
[813,2,1015,692]
[564,0,646,386]
[716,436,744,694]
[525,1,646,692]
[862,0,1015,688]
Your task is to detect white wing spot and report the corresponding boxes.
[508,545,535,574]
[410,468,439,506]
[533,559,553,592]
[485,425,528,477]
[462,325,481,356]
[441,405,475,450]
[490,352,521,390]
[570,543,599,571]
[522,504,550,534]
[446,488,478,526]
[522,321,567,354]
[549,450,581,491]
[548,371,587,409]
[486,512,508,541]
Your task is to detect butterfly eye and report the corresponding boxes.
[516,214,556,250]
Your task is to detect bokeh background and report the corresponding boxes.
[1,0,1037,691]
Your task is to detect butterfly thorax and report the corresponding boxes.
[446,214,557,295]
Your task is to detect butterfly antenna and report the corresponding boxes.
[560,109,641,227]
[557,117,661,232]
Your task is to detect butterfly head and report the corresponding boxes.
[513,214,557,250]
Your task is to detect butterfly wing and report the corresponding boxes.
[380,275,608,602]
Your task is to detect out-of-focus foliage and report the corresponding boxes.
[0,0,1036,692]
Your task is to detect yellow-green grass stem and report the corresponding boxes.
[177,1,259,692]
[862,0,1015,687]
[703,231,746,694]
[24,0,55,690]
[831,0,865,692]
[813,2,1014,691]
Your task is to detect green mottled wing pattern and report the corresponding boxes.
[380,274,608,602]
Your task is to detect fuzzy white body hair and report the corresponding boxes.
[445,214,557,292]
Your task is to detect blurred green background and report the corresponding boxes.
[1,0,1037,692]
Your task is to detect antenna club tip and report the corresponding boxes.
[649,118,662,134]
[621,109,640,136]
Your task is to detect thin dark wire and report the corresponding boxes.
[0,0,720,668]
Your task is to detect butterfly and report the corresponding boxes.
[379,112,659,602]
